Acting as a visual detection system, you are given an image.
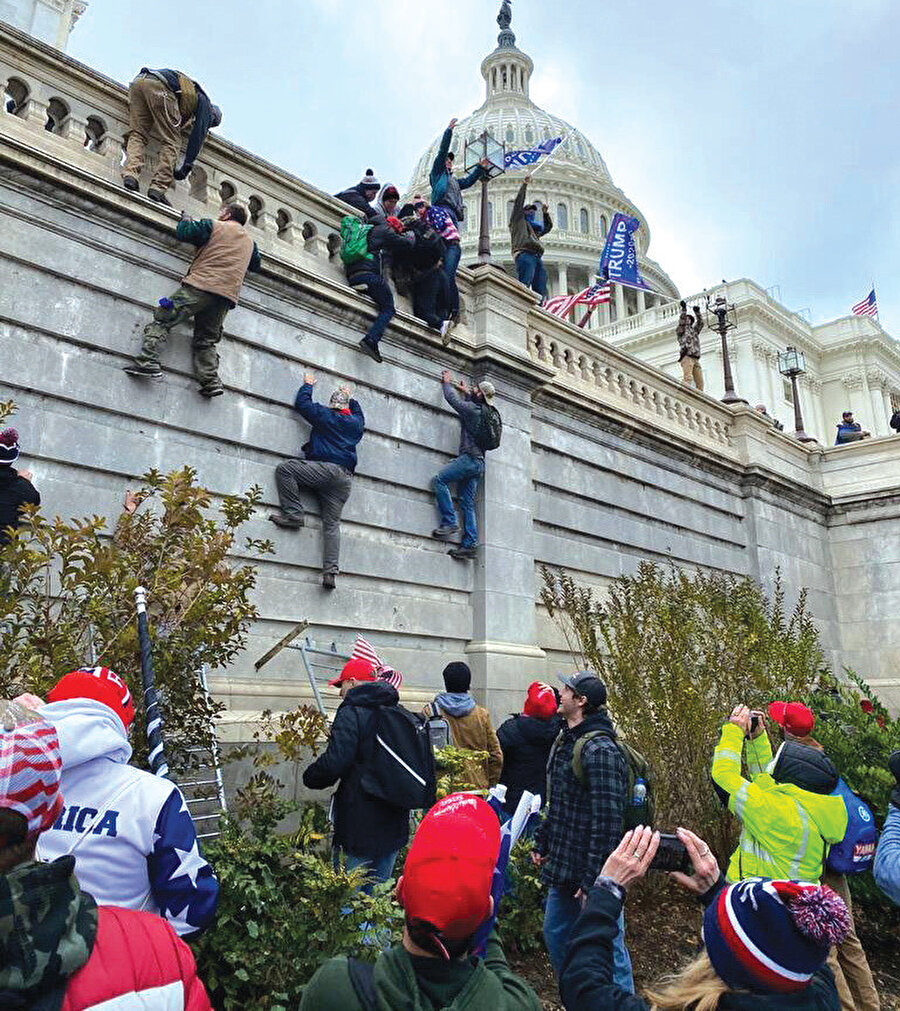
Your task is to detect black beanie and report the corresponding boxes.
[442,662,471,693]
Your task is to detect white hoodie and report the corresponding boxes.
[37,698,218,936]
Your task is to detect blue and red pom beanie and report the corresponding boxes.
[704,878,850,994]
[0,429,19,466]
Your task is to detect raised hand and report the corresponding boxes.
[304,372,316,385]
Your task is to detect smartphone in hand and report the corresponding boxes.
[648,833,692,874]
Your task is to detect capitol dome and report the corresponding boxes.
[407,1,679,326]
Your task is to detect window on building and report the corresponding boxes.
[556,203,568,230]
[600,214,608,236]
[45,97,69,134]
[783,379,794,405]
[3,77,29,117]
[525,125,534,145]
[580,208,589,233]
[506,125,515,144]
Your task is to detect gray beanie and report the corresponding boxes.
[359,168,380,190]
[329,388,351,409]
[476,381,496,402]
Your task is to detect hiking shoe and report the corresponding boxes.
[440,320,452,345]
[123,363,162,379]
[449,545,477,560]
[147,188,172,207]
[122,176,139,193]
[432,525,459,540]
[198,381,224,398]
[322,572,336,591]
[358,337,383,363]
[269,511,304,529]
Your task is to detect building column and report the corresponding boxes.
[614,283,625,322]
[869,381,887,435]
[558,263,568,297]
[637,289,646,313]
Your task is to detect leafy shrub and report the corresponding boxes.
[434,744,490,798]
[497,838,545,955]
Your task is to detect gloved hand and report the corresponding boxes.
[172,164,192,181]
[890,750,900,809]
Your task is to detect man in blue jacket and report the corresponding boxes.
[270,373,365,590]
[875,750,900,906]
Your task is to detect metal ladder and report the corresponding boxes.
[174,665,227,841]
[253,621,352,715]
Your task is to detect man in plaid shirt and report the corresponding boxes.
[531,672,632,991]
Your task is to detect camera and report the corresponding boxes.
[749,714,760,734]
[649,833,692,874]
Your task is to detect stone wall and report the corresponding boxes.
[3,24,900,722]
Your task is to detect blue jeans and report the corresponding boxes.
[515,252,548,300]
[351,272,395,345]
[335,848,399,895]
[543,885,633,992]
[443,242,462,318]
[432,453,484,548]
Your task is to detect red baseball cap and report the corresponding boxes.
[523,681,557,719]
[328,657,377,687]
[768,701,815,738]
[398,793,500,941]
[0,701,64,841]
[47,667,136,729]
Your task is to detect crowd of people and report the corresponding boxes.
[4,660,898,1009]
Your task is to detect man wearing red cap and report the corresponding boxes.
[496,681,561,822]
[303,657,410,888]
[300,793,541,1010]
[35,666,218,938]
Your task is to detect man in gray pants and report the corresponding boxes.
[270,372,365,590]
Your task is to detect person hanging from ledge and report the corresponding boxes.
[510,174,552,302]
[335,169,382,220]
[269,371,365,591]
[123,205,260,398]
[121,68,222,205]
[676,300,704,391]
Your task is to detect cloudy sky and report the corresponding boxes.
[69,0,899,330]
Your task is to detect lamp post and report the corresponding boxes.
[464,130,506,263]
[705,287,746,405]
[777,346,816,443]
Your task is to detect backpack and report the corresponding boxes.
[825,777,878,874]
[424,702,452,750]
[549,729,655,832]
[472,403,502,452]
[340,215,374,267]
[360,705,437,811]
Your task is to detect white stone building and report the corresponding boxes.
[0,0,86,51]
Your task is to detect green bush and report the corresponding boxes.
[497,838,545,955]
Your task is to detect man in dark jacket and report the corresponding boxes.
[531,672,631,989]
[509,175,552,300]
[497,681,560,821]
[302,658,408,889]
[122,67,222,204]
[834,411,870,445]
[431,371,497,560]
[0,428,39,547]
[347,216,415,363]
[270,373,364,591]
[335,169,381,220]
[124,204,261,397]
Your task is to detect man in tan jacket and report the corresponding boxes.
[424,662,502,790]
[124,204,260,397]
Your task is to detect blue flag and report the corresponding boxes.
[598,212,655,293]
[504,136,563,169]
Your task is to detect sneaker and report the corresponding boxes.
[269,511,304,529]
[122,176,139,192]
[198,380,224,398]
[432,525,459,540]
[440,320,452,345]
[449,545,477,560]
[147,188,172,207]
[358,337,383,364]
[322,572,336,591]
[123,363,162,378]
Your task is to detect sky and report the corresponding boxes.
[68,0,900,331]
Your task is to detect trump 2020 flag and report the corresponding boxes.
[504,136,562,169]
[598,212,654,293]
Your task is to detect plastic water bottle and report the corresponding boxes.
[632,777,647,806]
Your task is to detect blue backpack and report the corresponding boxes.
[826,777,878,875]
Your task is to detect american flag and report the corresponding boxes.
[543,282,611,318]
[851,288,878,318]
[350,634,403,690]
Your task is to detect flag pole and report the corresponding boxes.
[523,130,571,182]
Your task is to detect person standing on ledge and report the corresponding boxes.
[676,300,704,390]
[270,372,365,591]
[124,205,260,398]
[121,67,221,205]
[835,411,870,444]
[510,175,552,301]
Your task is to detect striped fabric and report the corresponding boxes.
[0,705,64,838]
[350,635,403,690]
[851,288,878,318]
[543,282,612,319]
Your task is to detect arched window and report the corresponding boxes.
[45,96,69,134]
[556,203,568,230]
[505,124,515,144]
[501,65,508,89]
[3,77,29,117]
[277,209,293,237]
[219,181,237,204]
[580,208,589,233]
[84,115,106,152]
[524,125,534,145]
[600,214,608,237]
[248,195,264,226]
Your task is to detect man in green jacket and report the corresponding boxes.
[509,175,552,301]
[299,793,540,1011]
[712,704,847,884]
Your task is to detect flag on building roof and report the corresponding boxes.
[851,288,878,318]
[504,136,563,169]
[543,282,611,319]
[350,634,403,689]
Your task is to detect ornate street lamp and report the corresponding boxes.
[464,130,506,263]
[777,346,816,443]
[705,286,746,405]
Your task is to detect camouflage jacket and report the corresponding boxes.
[0,856,97,1009]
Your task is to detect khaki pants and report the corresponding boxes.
[680,355,703,390]
[135,283,230,388]
[122,75,183,192]
[824,870,880,1011]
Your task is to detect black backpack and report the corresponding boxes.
[360,705,437,811]
[472,403,502,452]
